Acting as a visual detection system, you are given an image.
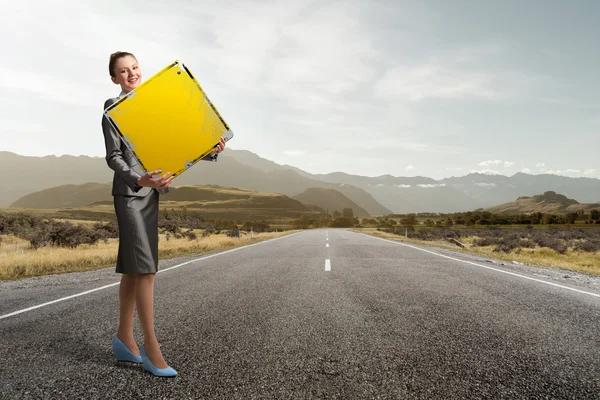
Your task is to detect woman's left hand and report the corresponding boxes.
[211,137,226,155]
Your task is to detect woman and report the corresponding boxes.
[102,51,226,377]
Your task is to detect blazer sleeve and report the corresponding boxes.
[101,98,143,192]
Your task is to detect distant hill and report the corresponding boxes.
[293,188,371,217]
[10,183,318,221]
[486,191,600,215]
[11,182,113,209]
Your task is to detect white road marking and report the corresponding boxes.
[361,233,600,299]
[0,232,302,321]
[326,243,329,248]
[325,259,331,271]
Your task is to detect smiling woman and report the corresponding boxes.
[101,51,227,378]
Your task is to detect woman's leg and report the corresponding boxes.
[136,273,168,368]
[117,273,140,355]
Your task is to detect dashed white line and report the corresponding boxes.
[0,232,301,321]
[360,233,600,299]
[325,259,331,271]
[326,243,329,248]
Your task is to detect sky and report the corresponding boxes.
[1,0,599,180]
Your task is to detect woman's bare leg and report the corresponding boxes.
[117,273,140,356]
[136,273,168,368]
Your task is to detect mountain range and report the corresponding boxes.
[3,150,600,214]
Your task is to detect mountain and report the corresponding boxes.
[0,150,389,216]
[307,172,484,213]
[486,191,600,215]
[0,151,109,208]
[293,188,371,217]
[11,182,113,209]
[2,150,600,214]
[442,172,600,206]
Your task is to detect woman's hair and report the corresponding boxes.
[109,51,137,77]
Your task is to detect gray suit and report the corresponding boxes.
[101,95,217,274]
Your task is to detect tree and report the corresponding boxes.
[332,210,341,218]
[342,208,354,218]
[424,219,434,227]
[591,209,600,221]
[444,217,453,227]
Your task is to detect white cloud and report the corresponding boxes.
[478,160,514,168]
[405,165,416,171]
[394,184,412,188]
[540,168,584,175]
[417,183,446,188]
[584,169,596,175]
[536,162,546,168]
[470,169,500,175]
[475,183,497,187]
[521,168,532,173]
[442,167,463,172]
[478,160,503,167]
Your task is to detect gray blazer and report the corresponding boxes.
[102,97,217,197]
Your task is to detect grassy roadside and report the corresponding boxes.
[0,230,297,280]
[352,228,600,276]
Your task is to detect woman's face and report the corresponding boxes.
[111,55,142,93]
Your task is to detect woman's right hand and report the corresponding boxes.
[136,170,175,189]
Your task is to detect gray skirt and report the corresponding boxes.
[113,189,159,274]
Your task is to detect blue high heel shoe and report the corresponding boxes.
[140,345,178,377]
[112,336,143,364]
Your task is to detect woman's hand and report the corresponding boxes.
[136,170,175,189]
[210,137,226,155]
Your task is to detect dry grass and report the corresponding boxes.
[354,229,600,276]
[0,230,296,280]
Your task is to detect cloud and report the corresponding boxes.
[540,168,584,175]
[470,169,500,175]
[417,183,446,188]
[405,165,416,171]
[478,160,503,167]
[475,183,497,188]
[521,168,532,173]
[536,162,546,168]
[478,160,514,168]
[584,169,596,175]
[394,184,411,188]
[442,167,463,172]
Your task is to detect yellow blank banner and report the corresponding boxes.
[104,60,231,178]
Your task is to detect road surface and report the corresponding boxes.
[1,229,599,399]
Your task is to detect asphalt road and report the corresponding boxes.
[1,229,599,399]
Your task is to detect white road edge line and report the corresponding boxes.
[325,259,331,271]
[360,233,600,299]
[0,232,302,321]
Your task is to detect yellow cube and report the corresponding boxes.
[104,60,232,178]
